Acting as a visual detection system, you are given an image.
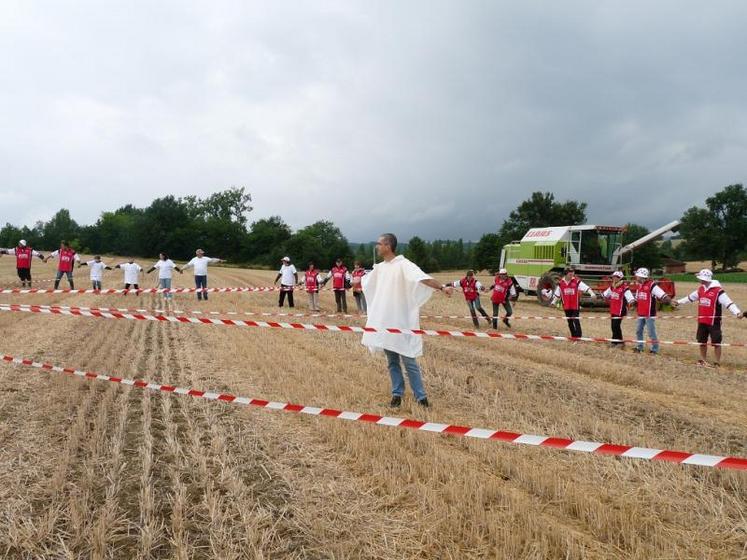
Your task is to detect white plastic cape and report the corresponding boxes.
[361,255,433,358]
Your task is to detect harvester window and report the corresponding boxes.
[580,231,605,264]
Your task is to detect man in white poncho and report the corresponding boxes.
[361,233,453,408]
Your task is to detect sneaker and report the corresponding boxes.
[632,348,643,353]
[502,318,511,328]
[696,359,713,368]
[389,396,402,408]
[417,398,430,408]
[713,362,720,368]
[648,350,658,355]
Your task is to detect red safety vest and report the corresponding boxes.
[697,285,723,326]
[58,247,76,273]
[331,266,347,290]
[491,277,513,305]
[607,283,629,316]
[352,269,365,292]
[15,246,32,269]
[305,269,319,292]
[635,280,658,317]
[459,277,479,301]
[559,277,581,311]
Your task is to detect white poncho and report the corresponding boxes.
[361,255,433,358]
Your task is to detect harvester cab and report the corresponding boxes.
[500,220,680,306]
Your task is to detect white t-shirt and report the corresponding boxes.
[184,256,219,276]
[278,264,297,285]
[153,259,177,280]
[86,261,108,281]
[118,262,142,284]
[361,255,433,358]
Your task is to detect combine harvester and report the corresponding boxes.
[500,220,680,306]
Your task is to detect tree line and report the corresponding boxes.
[0,188,352,269]
[1,184,744,272]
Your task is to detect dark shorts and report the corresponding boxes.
[697,323,722,344]
[17,268,31,281]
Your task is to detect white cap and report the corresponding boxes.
[696,268,713,282]
[498,268,508,275]
[19,239,27,247]
[635,267,649,278]
[612,270,624,278]
[281,256,290,262]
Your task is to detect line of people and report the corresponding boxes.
[274,256,368,313]
[545,266,743,368]
[1,240,223,299]
[445,268,517,329]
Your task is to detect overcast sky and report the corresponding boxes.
[1,1,746,242]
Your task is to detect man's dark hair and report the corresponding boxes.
[380,233,397,252]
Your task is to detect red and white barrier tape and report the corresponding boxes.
[0,303,744,348]
[1,302,737,324]
[0,277,57,286]
[0,286,289,295]
[2,353,745,471]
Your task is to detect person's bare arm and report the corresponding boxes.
[420,278,454,296]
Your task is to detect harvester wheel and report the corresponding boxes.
[537,272,560,306]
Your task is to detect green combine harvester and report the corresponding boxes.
[499,220,680,306]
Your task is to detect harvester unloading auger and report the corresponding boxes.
[499,220,681,306]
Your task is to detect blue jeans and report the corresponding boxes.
[92,280,102,290]
[159,278,173,299]
[385,350,427,401]
[195,275,208,300]
[54,270,73,289]
[636,317,659,353]
[353,291,367,313]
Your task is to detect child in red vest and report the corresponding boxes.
[486,268,516,329]
[602,271,635,346]
[1,240,45,287]
[302,261,323,312]
[549,267,596,338]
[44,241,80,289]
[674,269,743,367]
[632,267,671,354]
[324,258,351,313]
[448,270,491,328]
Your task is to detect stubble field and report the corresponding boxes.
[0,256,745,559]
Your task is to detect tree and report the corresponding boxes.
[405,236,432,270]
[0,223,23,248]
[243,216,292,265]
[41,209,80,249]
[679,184,747,270]
[139,196,193,259]
[284,221,353,270]
[621,223,662,270]
[354,243,374,268]
[472,233,503,273]
[498,192,587,246]
[184,187,253,226]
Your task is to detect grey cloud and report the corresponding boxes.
[0,1,745,242]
